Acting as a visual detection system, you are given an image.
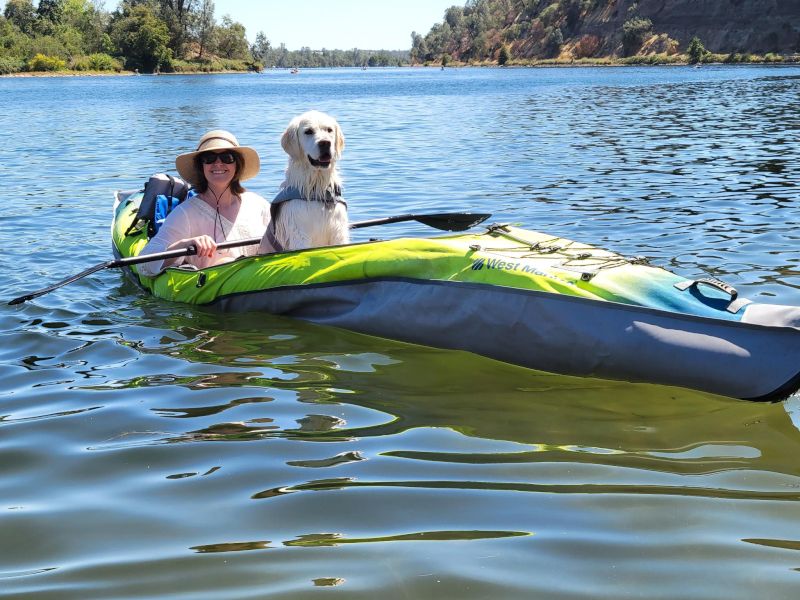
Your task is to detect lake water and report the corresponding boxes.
[2,66,800,599]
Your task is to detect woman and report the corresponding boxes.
[137,130,270,277]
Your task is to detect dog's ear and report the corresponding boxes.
[281,119,304,160]
[335,122,345,158]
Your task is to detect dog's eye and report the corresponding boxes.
[304,128,314,135]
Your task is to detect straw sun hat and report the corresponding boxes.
[175,130,260,186]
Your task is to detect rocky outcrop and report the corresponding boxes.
[418,0,800,63]
[595,0,800,54]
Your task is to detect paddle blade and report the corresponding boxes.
[414,212,492,232]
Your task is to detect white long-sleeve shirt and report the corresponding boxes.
[136,192,271,277]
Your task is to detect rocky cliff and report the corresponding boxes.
[416,0,800,63]
[591,0,800,54]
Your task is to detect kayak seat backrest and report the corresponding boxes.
[124,173,192,238]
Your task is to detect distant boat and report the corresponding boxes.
[290,68,299,74]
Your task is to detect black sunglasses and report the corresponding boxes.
[199,151,237,165]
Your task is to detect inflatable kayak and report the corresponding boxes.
[112,190,800,401]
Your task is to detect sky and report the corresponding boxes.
[0,1,460,51]
[212,0,459,50]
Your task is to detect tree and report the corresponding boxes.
[37,0,65,24]
[61,0,110,55]
[410,31,427,63]
[564,0,586,33]
[687,36,707,63]
[35,0,65,35]
[250,30,270,64]
[193,0,214,58]
[444,6,463,29]
[544,26,564,57]
[273,41,287,67]
[498,43,510,65]
[4,0,37,36]
[621,17,652,56]
[214,15,248,60]
[110,3,172,71]
[155,0,197,58]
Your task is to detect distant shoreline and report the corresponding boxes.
[3,60,799,78]
[0,69,252,78]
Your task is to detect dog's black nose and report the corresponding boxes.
[318,140,331,151]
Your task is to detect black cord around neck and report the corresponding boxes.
[207,186,234,240]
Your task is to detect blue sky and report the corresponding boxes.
[214,0,459,49]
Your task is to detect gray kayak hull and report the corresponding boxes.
[211,277,800,401]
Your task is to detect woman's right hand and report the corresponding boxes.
[173,235,217,258]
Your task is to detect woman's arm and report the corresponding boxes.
[136,205,217,277]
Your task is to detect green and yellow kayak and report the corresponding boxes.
[113,190,800,401]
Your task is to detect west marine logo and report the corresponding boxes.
[469,255,572,284]
[471,257,521,272]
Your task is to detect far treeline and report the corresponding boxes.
[4,0,800,76]
[412,0,800,66]
[0,0,408,75]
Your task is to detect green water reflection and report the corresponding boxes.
[100,306,800,482]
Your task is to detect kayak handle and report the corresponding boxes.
[674,277,738,300]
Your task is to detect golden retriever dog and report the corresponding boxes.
[259,110,348,253]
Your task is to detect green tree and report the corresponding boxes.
[545,26,564,57]
[193,0,214,58]
[61,0,110,55]
[214,15,248,60]
[4,0,37,36]
[539,2,560,27]
[28,34,68,59]
[498,43,510,65]
[444,6,463,29]
[564,0,586,33]
[111,3,172,71]
[156,0,197,58]
[250,30,270,64]
[0,13,32,66]
[410,31,427,63]
[687,36,707,63]
[273,41,288,67]
[621,17,652,56]
[35,0,65,35]
[350,47,362,67]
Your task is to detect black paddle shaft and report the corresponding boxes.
[8,237,261,305]
[352,212,491,232]
[8,211,491,305]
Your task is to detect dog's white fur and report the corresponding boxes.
[262,110,349,252]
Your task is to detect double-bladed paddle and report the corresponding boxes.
[8,211,491,305]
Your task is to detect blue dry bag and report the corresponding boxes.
[153,194,185,234]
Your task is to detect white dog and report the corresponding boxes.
[260,110,348,253]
